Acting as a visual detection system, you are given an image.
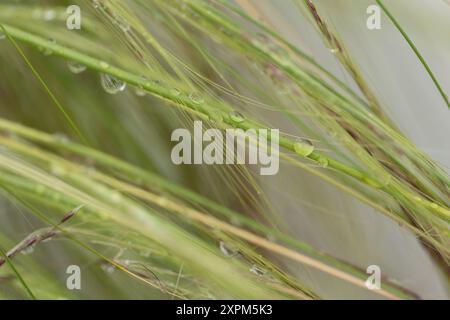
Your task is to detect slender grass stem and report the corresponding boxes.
[0,245,36,299]
[376,0,450,110]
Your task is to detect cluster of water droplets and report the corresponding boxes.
[31,8,57,21]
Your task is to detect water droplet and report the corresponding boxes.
[293,138,314,157]
[329,47,339,54]
[114,16,131,32]
[42,38,55,56]
[137,76,150,89]
[170,88,181,97]
[219,241,238,257]
[101,263,115,273]
[91,0,100,9]
[67,61,86,74]
[189,92,204,104]
[99,61,110,70]
[43,9,56,21]
[249,264,266,276]
[101,74,126,94]
[134,87,146,97]
[430,203,439,209]
[318,157,329,168]
[230,111,245,123]
[22,246,35,255]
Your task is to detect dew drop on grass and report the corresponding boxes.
[219,241,237,257]
[170,88,181,97]
[329,48,338,54]
[229,111,245,123]
[430,203,439,209]
[101,263,115,273]
[43,9,56,21]
[101,74,126,94]
[318,157,329,168]
[293,139,314,157]
[99,61,110,70]
[139,75,151,88]
[189,92,204,104]
[22,246,35,255]
[67,61,86,74]
[249,264,266,276]
[114,16,131,32]
[134,87,146,97]
[42,38,55,56]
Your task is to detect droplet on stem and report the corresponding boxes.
[293,138,314,157]
[134,87,146,97]
[100,74,126,94]
[42,38,56,56]
[170,88,181,97]
[189,92,204,104]
[67,61,87,74]
[318,157,329,168]
[43,9,56,21]
[219,241,238,257]
[249,264,266,276]
[229,111,245,123]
